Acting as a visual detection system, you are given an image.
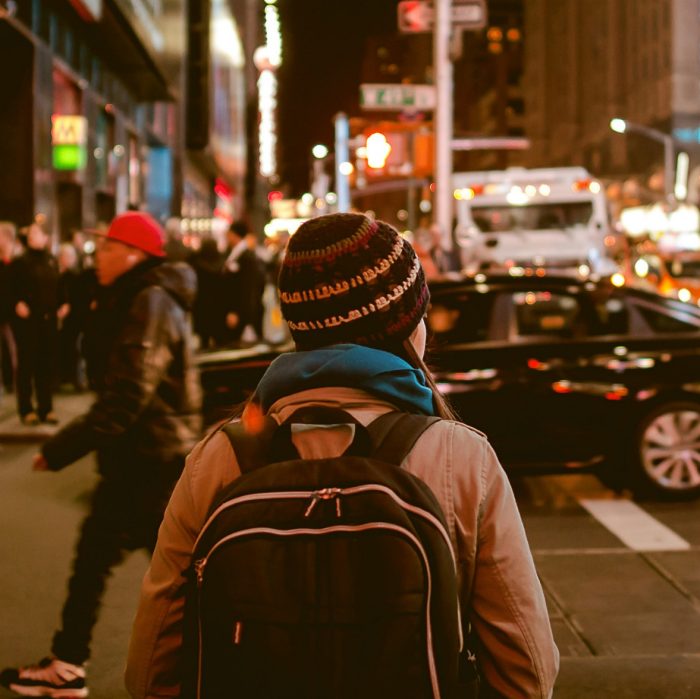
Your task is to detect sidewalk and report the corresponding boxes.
[0,391,93,443]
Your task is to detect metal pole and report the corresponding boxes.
[625,122,675,204]
[433,0,453,250]
[663,135,674,204]
[334,112,351,213]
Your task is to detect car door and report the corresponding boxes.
[426,284,586,468]
[428,284,616,470]
[499,288,625,467]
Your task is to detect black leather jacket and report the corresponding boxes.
[42,259,203,477]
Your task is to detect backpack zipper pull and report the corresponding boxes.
[304,488,342,518]
[304,494,320,517]
[194,558,205,587]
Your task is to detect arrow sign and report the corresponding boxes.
[398,0,487,33]
[397,1,432,32]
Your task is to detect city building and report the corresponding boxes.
[0,0,252,241]
[455,0,525,171]
[524,0,700,204]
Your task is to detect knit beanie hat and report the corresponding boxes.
[278,213,430,349]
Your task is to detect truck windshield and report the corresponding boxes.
[668,258,700,278]
[471,202,594,232]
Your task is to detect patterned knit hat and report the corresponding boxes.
[278,213,429,349]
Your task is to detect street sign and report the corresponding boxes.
[397,0,487,33]
[452,0,487,29]
[397,1,432,33]
[360,83,436,111]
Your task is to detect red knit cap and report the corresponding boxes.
[278,213,429,349]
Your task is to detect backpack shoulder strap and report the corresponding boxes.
[221,417,278,474]
[368,412,441,466]
[222,410,440,473]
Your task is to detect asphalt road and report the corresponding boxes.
[1,441,699,698]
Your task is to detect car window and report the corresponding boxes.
[427,292,495,343]
[636,305,700,333]
[669,258,700,278]
[591,296,630,335]
[512,291,583,339]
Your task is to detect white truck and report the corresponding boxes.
[452,166,616,275]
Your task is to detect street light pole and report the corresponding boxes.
[610,118,675,203]
[334,112,351,213]
[433,0,453,250]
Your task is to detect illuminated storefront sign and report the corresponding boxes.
[258,69,277,178]
[209,0,246,207]
[255,0,282,179]
[51,115,88,170]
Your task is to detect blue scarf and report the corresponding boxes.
[254,344,435,416]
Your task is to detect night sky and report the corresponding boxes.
[277,0,398,195]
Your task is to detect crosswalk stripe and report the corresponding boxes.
[578,498,691,552]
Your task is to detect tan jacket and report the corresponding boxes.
[125,387,559,698]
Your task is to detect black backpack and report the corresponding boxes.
[181,407,478,699]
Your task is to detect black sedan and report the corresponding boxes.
[197,273,700,500]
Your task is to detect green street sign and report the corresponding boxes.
[360,83,436,111]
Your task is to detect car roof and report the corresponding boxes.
[428,271,700,318]
[428,272,597,293]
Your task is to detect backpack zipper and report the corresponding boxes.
[193,485,462,650]
[195,485,456,567]
[194,559,205,699]
[194,523,441,699]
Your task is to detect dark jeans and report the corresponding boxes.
[0,321,17,393]
[58,323,86,389]
[51,460,182,665]
[13,315,57,418]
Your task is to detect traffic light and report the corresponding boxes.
[365,132,392,169]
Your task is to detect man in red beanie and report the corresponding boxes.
[1,211,202,698]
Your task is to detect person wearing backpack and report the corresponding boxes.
[125,213,559,699]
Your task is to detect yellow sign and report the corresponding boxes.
[51,115,88,146]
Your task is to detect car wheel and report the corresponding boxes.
[631,401,700,500]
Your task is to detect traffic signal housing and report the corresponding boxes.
[365,132,392,169]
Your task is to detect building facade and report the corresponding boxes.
[0,0,250,241]
[524,0,700,202]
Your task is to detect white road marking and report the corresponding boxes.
[579,498,691,552]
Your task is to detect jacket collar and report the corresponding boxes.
[265,386,399,426]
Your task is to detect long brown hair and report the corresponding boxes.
[401,337,460,421]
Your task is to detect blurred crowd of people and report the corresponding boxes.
[0,215,290,427]
[0,210,458,429]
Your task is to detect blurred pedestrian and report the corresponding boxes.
[0,221,18,398]
[261,230,290,344]
[9,223,68,425]
[125,213,558,699]
[57,243,96,392]
[163,217,190,262]
[428,222,461,274]
[1,211,202,699]
[219,221,266,346]
[188,237,224,350]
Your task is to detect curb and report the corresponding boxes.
[0,393,93,445]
